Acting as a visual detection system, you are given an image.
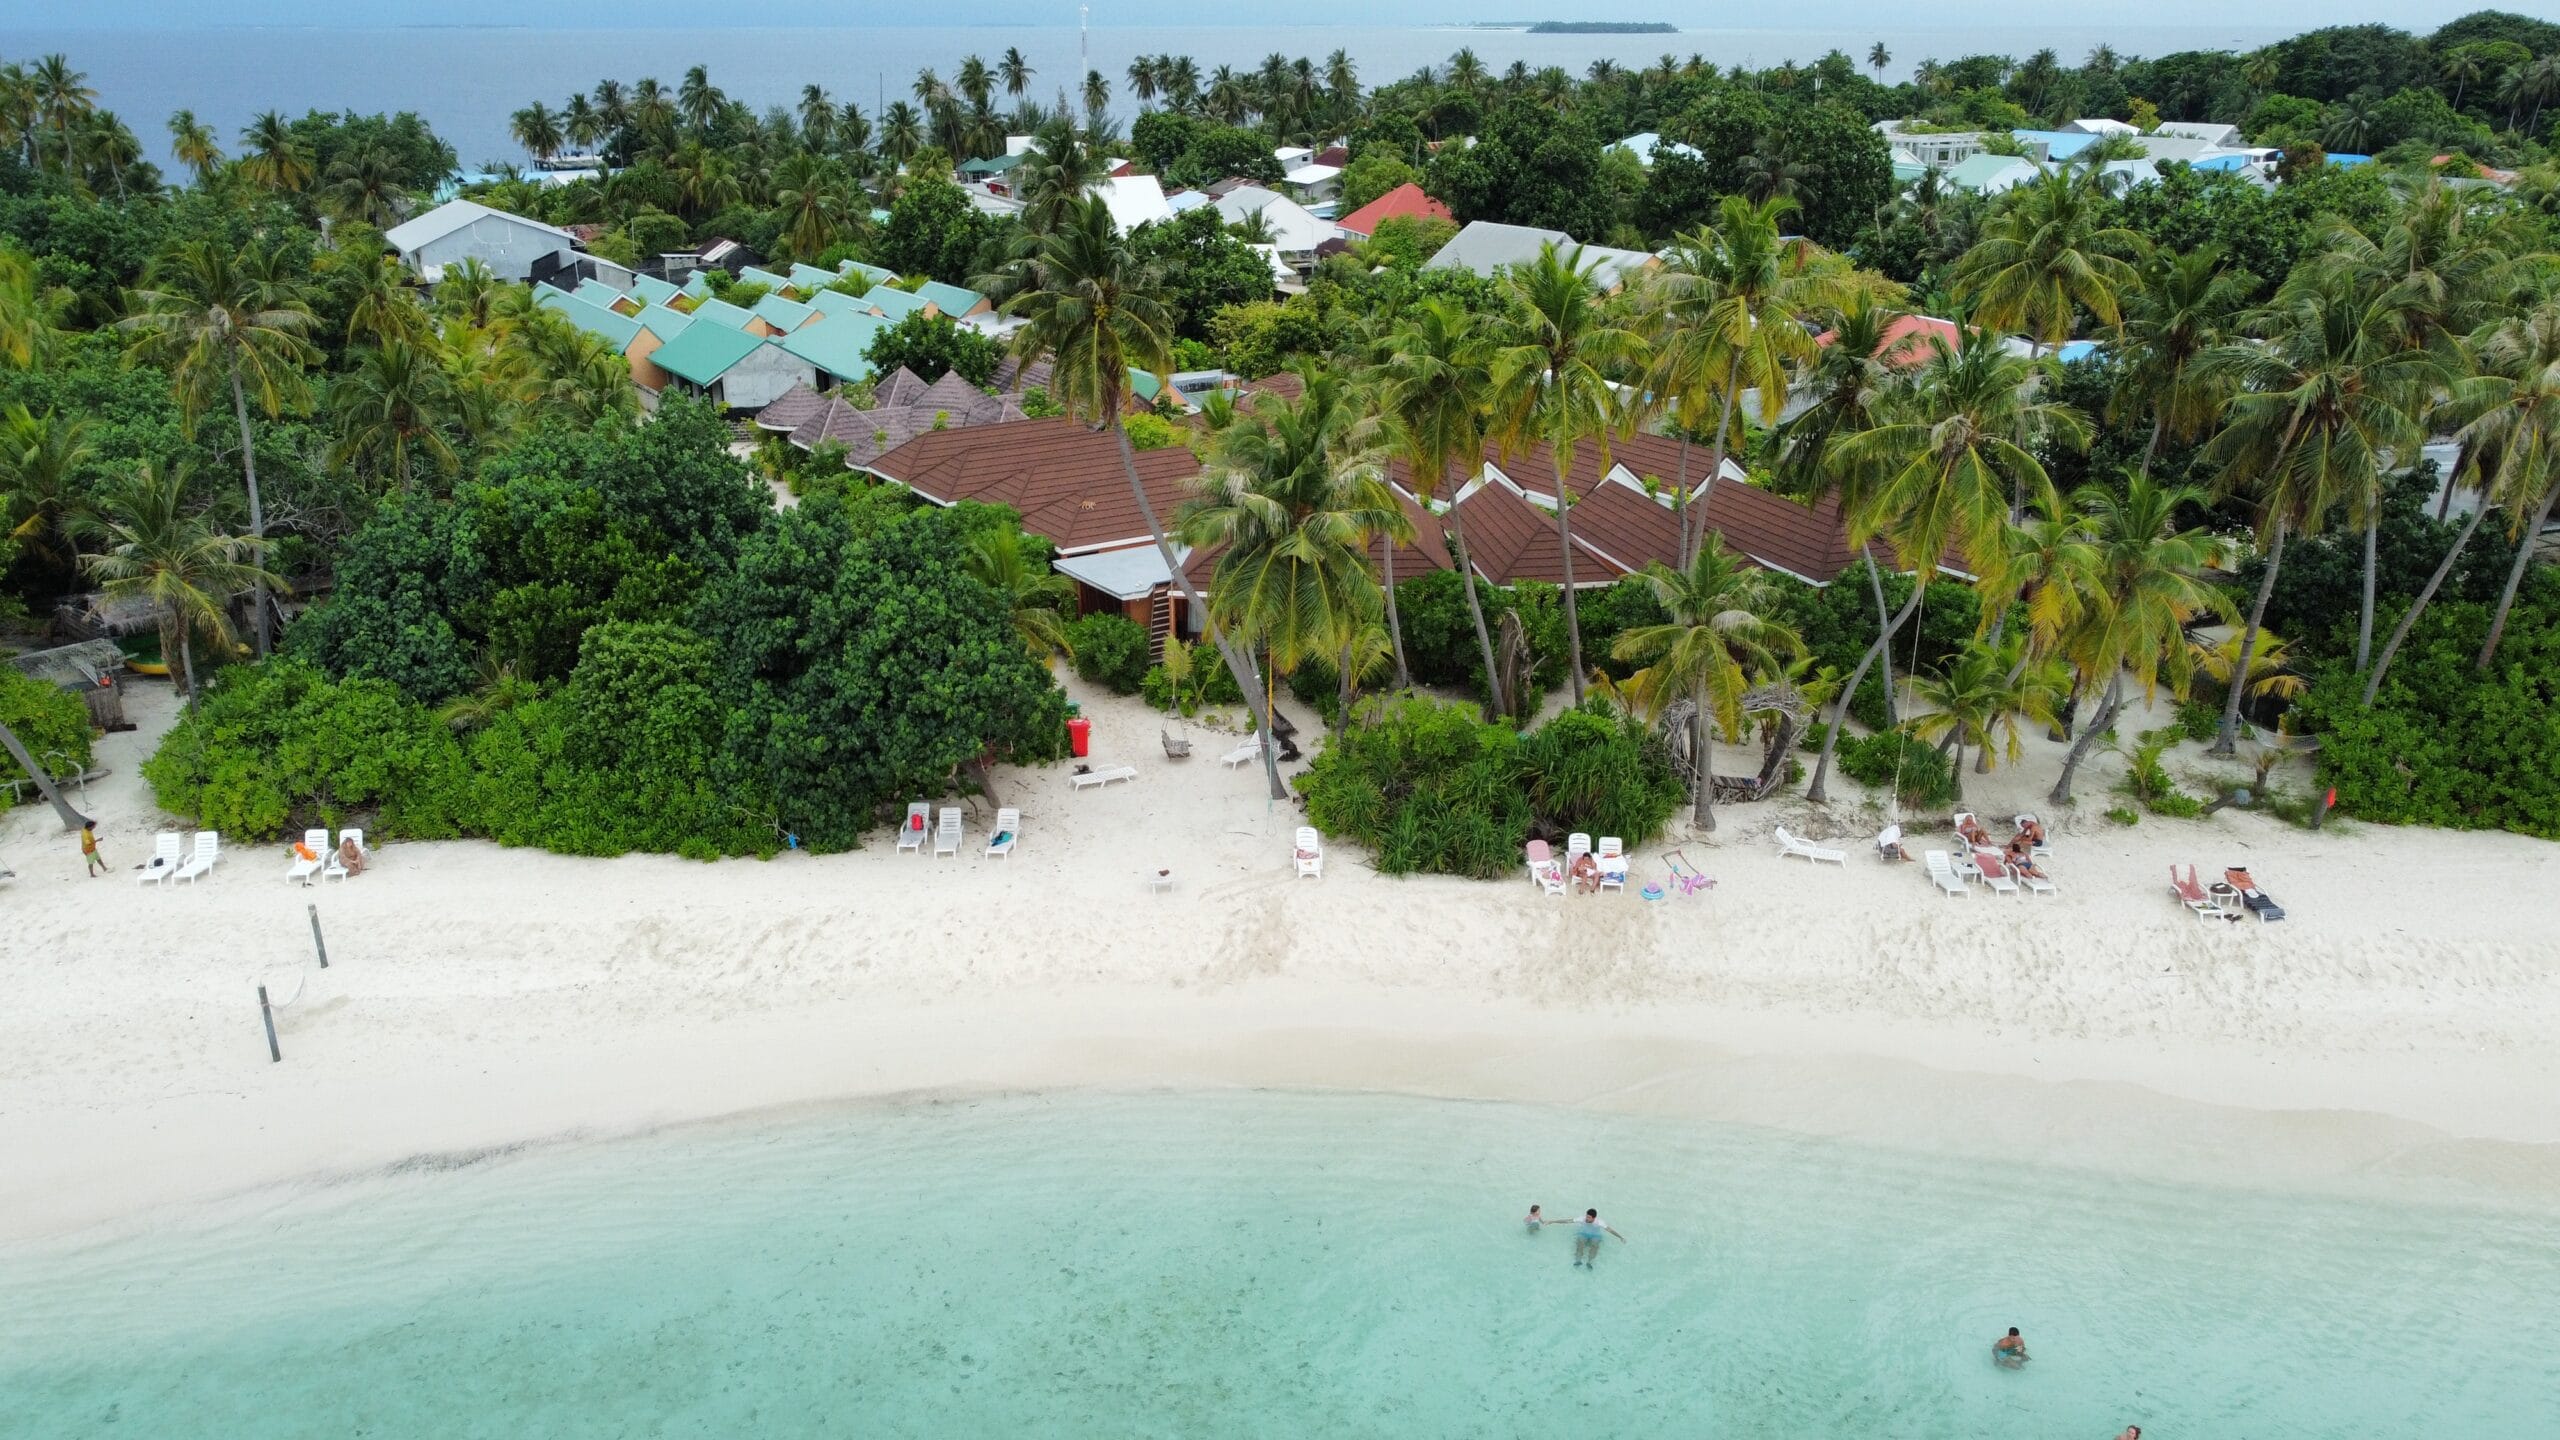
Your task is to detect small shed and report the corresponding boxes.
[9,639,130,730]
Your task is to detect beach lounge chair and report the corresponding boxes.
[985,807,1020,859]
[1875,823,1906,860]
[2015,862,2056,897]
[1662,850,1716,897]
[2224,866,2286,922]
[1566,833,1591,867]
[172,831,220,885]
[1924,850,1969,897]
[895,801,931,854]
[1219,735,1262,768]
[1972,848,2021,897]
[1774,826,1846,866]
[324,828,369,882]
[931,807,961,859]
[1595,837,1626,894]
[1069,764,1137,790]
[1525,839,1565,894]
[2169,864,2227,921]
[1293,826,1323,879]
[286,828,328,886]
[2012,813,2054,860]
[138,831,182,884]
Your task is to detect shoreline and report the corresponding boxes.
[6,681,2559,1244]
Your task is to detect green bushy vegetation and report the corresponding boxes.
[1065,612,1151,694]
[0,666,95,798]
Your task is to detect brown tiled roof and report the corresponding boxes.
[868,417,1205,554]
[991,355,1055,392]
[1183,488,1454,590]
[756,383,828,433]
[1450,482,1631,588]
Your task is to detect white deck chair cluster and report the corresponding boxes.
[286,828,328,886]
[1219,735,1262,769]
[1595,836,1627,894]
[137,831,183,884]
[325,829,370,881]
[1924,850,1968,897]
[1069,765,1136,790]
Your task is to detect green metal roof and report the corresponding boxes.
[807,288,872,320]
[571,278,631,310]
[753,292,816,332]
[634,303,695,341]
[630,274,680,306]
[779,311,891,382]
[650,320,770,385]
[787,262,841,291]
[681,270,711,298]
[843,261,897,285]
[959,151,1030,176]
[865,286,929,321]
[1130,367,1165,401]
[535,285,643,350]
[737,265,796,294]
[915,280,984,315]
[688,297,757,331]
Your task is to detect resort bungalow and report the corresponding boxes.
[1332,182,1453,242]
[1424,221,1654,290]
[1870,124,1991,169]
[1945,154,2040,195]
[385,199,585,285]
[646,322,814,411]
[1281,161,1344,208]
[915,280,992,319]
[1611,132,1703,167]
[777,310,892,389]
[1211,186,1332,273]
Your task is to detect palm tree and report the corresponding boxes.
[239,111,312,193]
[510,101,564,165]
[1164,56,1201,113]
[31,55,93,173]
[0,244,65,369]
[965,525,1074,660]
[769,153,854,259]
[592,79,631,135]
[166,110,222,184]
[877,102,924,168]
[1806,336,2089,802]
[322,243,432,349]
[114,239,320,656]
[0,63,36,168]
[2438,300,2560,675]
[631,77,677,144]
[795,85,835,151]
[75,113,149,199]
[2111,245,2255,474]
[1000,48,1036,101]
[677,66,726,132]
[560,93,603,153]
[2321,95,2378,154]
[984,192,1285,796]
[329,340,459,493]
[1487,244,1644,707]
[82,462,280,703]
[2046,473,2237,802]
[1377,298,1509,714]
[0,404,94,582]
[323,144,408,229]
[1905,637,2063,799]
[1179,369,1407,731]
[1868,43,1891,82]
[1611,537,1802,828]
[1948,164,2144,357]
[2197,275,2439,752]
[2441,47,2487,112]
[1082,71,1112,130]
[1127,56,1161,110]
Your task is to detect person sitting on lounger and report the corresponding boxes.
[1957,816,1992,847]
[2016,816,2047,848]
[2003,835,2046,879]
[1570,852,1602,893]
[1876,824,1916,861]
[335,836,366,876]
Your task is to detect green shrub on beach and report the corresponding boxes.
[0,666,96,800]
[1066,612,1151,694]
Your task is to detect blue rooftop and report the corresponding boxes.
[2014,129,2100,161]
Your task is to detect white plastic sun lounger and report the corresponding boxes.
[1070,765,1136,790]
[138,831,182,884]
[1972,849,2021,897]
[324,828,368,882]
[1293,826,1323,879]
[171,831,220,884]
[1774,826,1846,866]
[895,801,931,854]
[1219,736,1263,768]
[286,828,327,886]
[2012,813,2054,861]
[985,807,1020,859]
[2018,866,2057,897]
[1524,839,1564,895]
[1924,849,1968,897]
[1595,836,1626,894]
[932,806,961,859]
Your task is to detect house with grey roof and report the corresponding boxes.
[384,198,584,285]
[1424,221,1653,290]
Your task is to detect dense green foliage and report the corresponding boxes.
[1129,208,1281,341]
[870,174,1006,286]
[0,664,93,796]
[1065,611,1151,693]
[1297,697,1682,877]
[862,309,1001,386]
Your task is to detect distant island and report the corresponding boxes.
[1527,21,1677,33]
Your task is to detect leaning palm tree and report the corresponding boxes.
[1487,243,1645,707]
[965,524,1075,661]
[1948,164,2144,357]
[2196,274,2440,752]
[983,192,1285,797]
[1610,536,1802,829]
[2111,244,2256,474]
[31,54,93,173]
[1806,336,2090,802]
[1000,47,1037,101]
[165,109,222,184]
[1377,297,1508,714]
[81,462,280,703]
[329,339,460,493]
[239,110,312,193]
[2441,298,2560,675]
[115,238,320,656]
[2047,472,2238,803]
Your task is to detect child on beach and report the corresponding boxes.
[80,823,105,877]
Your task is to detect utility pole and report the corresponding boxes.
[1080,4,1090,80]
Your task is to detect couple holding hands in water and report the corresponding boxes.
[1522,1205,1624,1268]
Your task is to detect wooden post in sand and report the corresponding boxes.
[257,986,281,1063]
[307,904,329,969]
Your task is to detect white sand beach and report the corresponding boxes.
[5,676,2558,1242]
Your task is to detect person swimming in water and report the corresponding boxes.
[1993,1327,2029,1368]
[1570,1209,1624,1268]
[1523,1205,1547,1234]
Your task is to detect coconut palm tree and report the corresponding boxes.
[31,55,93,173]
[1805,336,2090,802]
[1127,56,1161,110]
[1486,243,1645,707]
[2046,472,2237,802]
[320,242,433,349]
[877,102,924,168]
[677,66,725,132]
[592,79,631,135]
[165,110,222,184]
[794,85,835,151]
[630,77,677,145]
[114,238,320,656]
[510,101,565,166]
[2197,275,2441,751]
[2440,298,2560,674]
[2112,244,2256,473]
[1949,164,2145,358]
[1868,42,1891,82]
[1610,536,1802,828]
[1179,369,1407,730]
[0,404,94,584]
[329,339,459,493]
[983,192,1285,797]
[1082,71,1112,131]
[2321,95,2379,154]
[323,143,408,230]
[239,111,313,193]
[81,462,279,703]
[2442,47,2488,112]
[1000,48,1036,101]
[769,153,855,259]
[0,64,36,168]
[74,113,150,199]
[1904,637,2063,798]
[965,524,1074,660]
[1377,297,1509,714]
[0,244,65,369]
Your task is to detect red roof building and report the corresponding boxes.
[1333,183,1456,240]
[1815,314,1963,370]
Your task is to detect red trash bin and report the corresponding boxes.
[1066,716,1091,757]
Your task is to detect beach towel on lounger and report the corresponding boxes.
[2223,867,2286,922]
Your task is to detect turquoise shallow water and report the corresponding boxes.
[3,1089,2555,1439]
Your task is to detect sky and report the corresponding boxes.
[23,2,2552,31]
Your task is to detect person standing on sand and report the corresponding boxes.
[1570,1209,1623,1268]
[1993,1327,2029,1368]
[81,822,106,877]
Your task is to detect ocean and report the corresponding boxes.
[0,24,2312,174]
[3,1088,2554,1436]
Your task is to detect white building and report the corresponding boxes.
[383,199,583,285]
